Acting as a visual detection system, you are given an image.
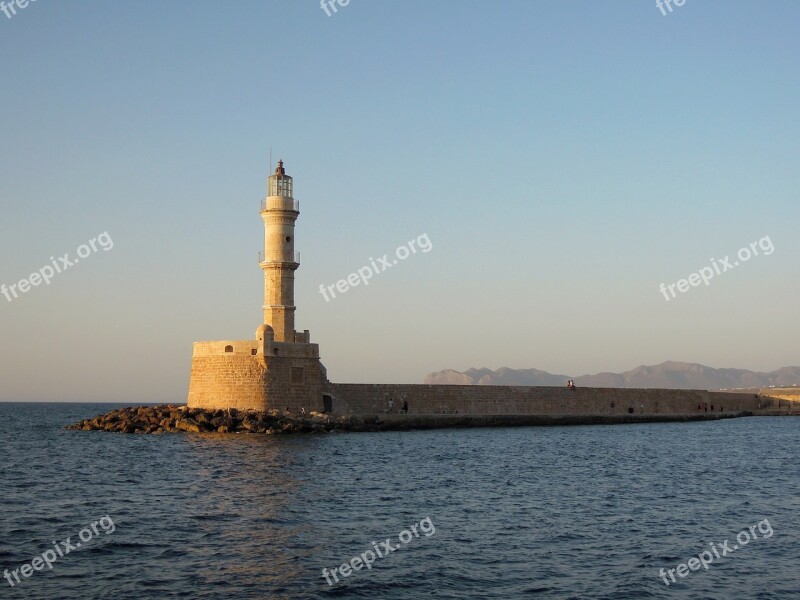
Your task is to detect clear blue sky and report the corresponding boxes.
[1,0,798,401]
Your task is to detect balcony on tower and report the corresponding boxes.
[261,197,299,212]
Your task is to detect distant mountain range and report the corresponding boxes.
[424,362,800,390]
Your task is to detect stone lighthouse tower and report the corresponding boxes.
[260,160,299,342]
[186,160,327,412]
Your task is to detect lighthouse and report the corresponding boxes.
[260,160,300,342]
[187,160,327,412]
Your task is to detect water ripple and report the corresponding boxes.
[0,404,798,599]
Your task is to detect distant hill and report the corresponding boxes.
[424,362,800,390]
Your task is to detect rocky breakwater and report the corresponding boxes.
[66,405,377,434]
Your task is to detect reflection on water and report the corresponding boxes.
[181,434,327,594]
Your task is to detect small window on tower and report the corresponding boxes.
[224,345,233,353]
[285,236,291,242]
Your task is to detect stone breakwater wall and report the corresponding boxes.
[327,384,774,416]
[69,388,796,436]
[66,405,782,435]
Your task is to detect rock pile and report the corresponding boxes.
[66,405,376,434]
